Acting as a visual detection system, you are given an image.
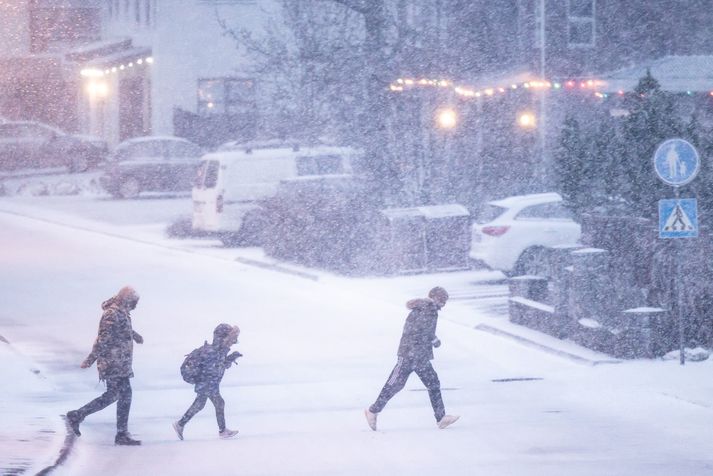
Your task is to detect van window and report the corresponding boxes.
[195,160,219,189]
[296,155,344,176]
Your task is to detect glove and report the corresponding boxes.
[432,338,441,348]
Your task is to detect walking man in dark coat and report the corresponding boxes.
[365,286,459,431]
[65,286,143,445]
[173,323,242,440]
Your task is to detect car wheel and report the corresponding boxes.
[514,246,548,277]
[118,177,141,199]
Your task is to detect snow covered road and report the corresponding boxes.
[1,205,713,475]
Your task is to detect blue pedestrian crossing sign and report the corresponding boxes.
[653,139,700,187]
[659,198,698,238]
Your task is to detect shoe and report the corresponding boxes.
[172,421,184,441]
[66,410,82,437]
[219,428,238,439]
[364,408,377,431]
[115,431,141,446]
[437,415,460,429]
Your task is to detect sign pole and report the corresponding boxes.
[674,188,685,365]
[653,138,700,366]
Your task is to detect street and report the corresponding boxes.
[1,195,713,476]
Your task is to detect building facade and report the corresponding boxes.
[102,0,268,147]
[0,0,152,146]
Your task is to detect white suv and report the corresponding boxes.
[470,192,581,275]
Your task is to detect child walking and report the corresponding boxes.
[173,323,242,440]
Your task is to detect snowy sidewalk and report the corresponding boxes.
[0,335,66,475]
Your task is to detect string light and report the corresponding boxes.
[81,57,154,78]
[389,76,713,101]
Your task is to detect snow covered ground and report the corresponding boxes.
[1,183,713,475]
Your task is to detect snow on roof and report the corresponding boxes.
[599,55,713,93]
[488,192,562,208]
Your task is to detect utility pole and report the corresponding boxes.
[538,0,548,184]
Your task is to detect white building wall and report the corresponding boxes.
[0,0,30,57]
[104,0,275,136]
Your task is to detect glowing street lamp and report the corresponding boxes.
[86,80,109,99]
[517,111,537,129]
[436,108,457,129]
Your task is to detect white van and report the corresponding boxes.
[191,142,360,245]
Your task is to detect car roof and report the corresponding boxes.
[488,192,563,209]
[117,136,196,148]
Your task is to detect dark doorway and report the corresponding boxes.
[119,76,148,141]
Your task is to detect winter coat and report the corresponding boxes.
[397,298,440,361]
[193,342,234,396]
[83,297,141,380]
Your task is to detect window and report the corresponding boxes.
[516,203,574,220]
[567,0,595,48]
[165,141,201,159]
[197,78,256,115]
[195,160,219,189]
[296,155,345,176]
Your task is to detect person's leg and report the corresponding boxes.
[178,394,209,427]
[74,378,122,420]
[115,377,132,433]
[414,361,445,422]
[208,393,226,432]
[369,358,413,414]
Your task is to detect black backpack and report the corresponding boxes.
[180,343,209,384]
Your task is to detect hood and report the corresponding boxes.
[101,286,139,311]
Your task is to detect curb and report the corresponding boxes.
[36,418,77,476]
[474,323,621,366]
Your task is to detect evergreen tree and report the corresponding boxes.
[621,69,683,217]
[554,116,590,215]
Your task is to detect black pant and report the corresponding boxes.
[370,357,445,421]
[75,377,132,433]
[178,392,226,431]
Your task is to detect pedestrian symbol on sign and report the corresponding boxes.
[663,203,694,232]
[653,139,700,187]
[659,198,698,238]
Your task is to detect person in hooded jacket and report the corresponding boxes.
[173,323,242,440]
[65,286,144,446]
[365,286,459,431]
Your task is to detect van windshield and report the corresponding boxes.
[195,160,219,189]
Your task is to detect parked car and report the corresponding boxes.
[100,136,202,198]
[0,121,107,172]
[469,192,581,276]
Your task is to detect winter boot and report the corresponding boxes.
[437,415,460,430]
[66,410,82,436]
[115,431,141,446]
[364,408,378,431]
[172,421,184,441]
[218,428,239,439]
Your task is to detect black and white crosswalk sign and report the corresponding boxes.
[659,198,698,238]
